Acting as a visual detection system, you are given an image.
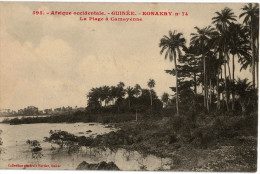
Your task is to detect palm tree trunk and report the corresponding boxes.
[213,83,215,105]
[227,55,232,81]
[257,61,259,89]
[217,67,220,110]
[232,54,235,111]
[173,56,179,116]
[136,109,138,121]
[150,91,153,115]
[257,35,259,89]
[194,72,197,94]
[128,99,131,110]
[209,79,212,112]
[220,65,223,108]
[201,72,204,94]
[203,51,207,111]
[224,58,230,111]
[251,24,256,89]
[206,74,209,112]
[221,65,223,80]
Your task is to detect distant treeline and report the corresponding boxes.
[3,112,140,125]
[0,106,85,117]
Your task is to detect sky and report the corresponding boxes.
[0,2,253,111]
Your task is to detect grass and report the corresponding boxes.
[98,112,257,171]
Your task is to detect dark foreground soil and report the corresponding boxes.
[92,114,257,172]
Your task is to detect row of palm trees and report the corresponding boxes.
[86,79,157,112]
[159,3,259,115]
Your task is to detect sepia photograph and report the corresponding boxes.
[0,1,259,172]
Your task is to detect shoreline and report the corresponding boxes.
[1,113,257,171]
[85,114,257,171]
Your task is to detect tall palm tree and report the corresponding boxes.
[205,51,219,111]
[212,7,237,31]
[126,86,135,109]
[159,30,186,116]
[116,82,125,112]
[147,79,155,114]
[239,3,259,89]
[210,29,226,110]
[190,26,216,112]
[212,7,237,111]
[227,23,250,110]
[133,84,142,121]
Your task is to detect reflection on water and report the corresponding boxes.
[0,123,172,170]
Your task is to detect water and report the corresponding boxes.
[0,122,172,170]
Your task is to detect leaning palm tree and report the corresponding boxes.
[159,30,186,116]
[190,26,216,112]
[212,7,237,111]
[239,3,259,89]
[147,79,155,114]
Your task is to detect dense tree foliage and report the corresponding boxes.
[86,81,163,114]
[159,3,259,115]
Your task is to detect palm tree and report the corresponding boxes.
[147,79,155,114]
[99,86,110,106]
[234,78,252,113]
[212,7,237,31]
[116,82,125,112]
[190,26,216,112]
[133,84,142,121]
[239,3,259,89]
[212,7,237,111]
[227,23,250,110]
[210,28,227,110]
[159,30,186,116]
[134,84,142,98]
[161,92,170,108]
[110,86,118,105]
[205,51,219,111]
[126,86,135,109]
[117,81,125,88]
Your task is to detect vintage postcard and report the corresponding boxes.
[0,1,258,171]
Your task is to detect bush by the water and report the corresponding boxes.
[76,161,120,170]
